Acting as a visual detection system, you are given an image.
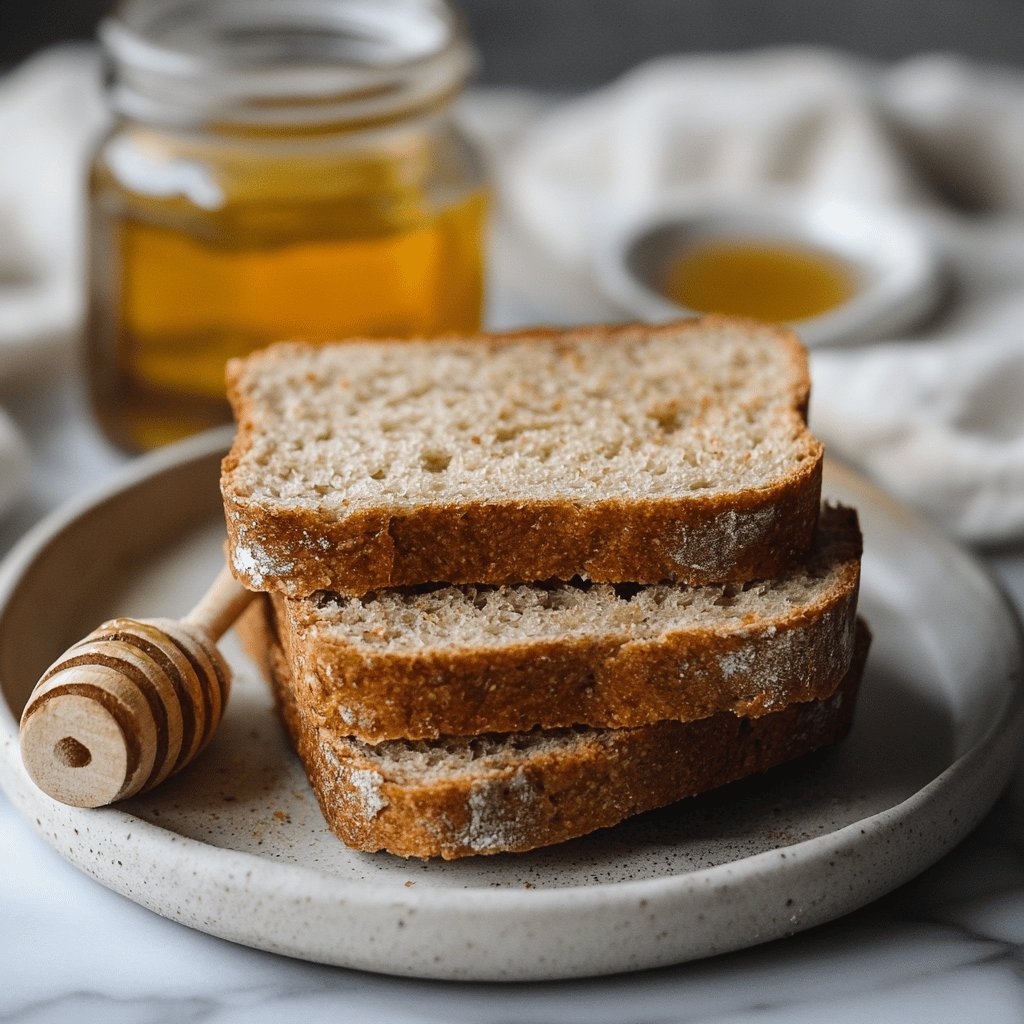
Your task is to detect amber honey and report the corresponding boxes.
[88,0,485,452]
[662,239,854,323]
[88,137,486,450]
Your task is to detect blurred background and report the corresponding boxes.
[6,0,1024,86]
[3,0,1024,537]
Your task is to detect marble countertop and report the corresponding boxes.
[2,362,1024,1024]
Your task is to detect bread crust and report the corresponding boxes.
[266,506,860,740]
[221,317,824,597]
[257,621,868,860]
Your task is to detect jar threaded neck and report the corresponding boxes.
[101,0,475,129]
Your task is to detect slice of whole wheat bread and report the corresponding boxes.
[270,504,860,742]
[241,605,869,859]
[222,317,824,597]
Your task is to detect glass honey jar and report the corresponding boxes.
[87,0,487,452]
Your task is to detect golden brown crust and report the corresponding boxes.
[266,508,860,741]
[224,463,823,596]
[221,316,824,597]
[258,622,869,860]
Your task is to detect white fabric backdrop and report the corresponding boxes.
[4,46,1024,544]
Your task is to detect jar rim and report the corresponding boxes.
[101,0,476,129]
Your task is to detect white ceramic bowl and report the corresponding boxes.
[594,191,944,347]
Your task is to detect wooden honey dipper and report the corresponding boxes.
[19,565,254,808]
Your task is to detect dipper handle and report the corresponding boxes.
[19,566,254,808]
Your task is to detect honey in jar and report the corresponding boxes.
[88,0,487,451]
[662,239,854,323]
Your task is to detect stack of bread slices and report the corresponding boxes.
[222,316,868,860]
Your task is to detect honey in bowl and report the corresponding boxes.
[661,239,855,323]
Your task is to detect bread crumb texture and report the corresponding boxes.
[227,319,813,508]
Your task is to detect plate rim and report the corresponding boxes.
[1,427,1022,977]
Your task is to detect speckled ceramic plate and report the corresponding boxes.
[1,429,1022,981]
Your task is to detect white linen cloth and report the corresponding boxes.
[0,47,104,517]
[3,45,1024,544]
[489,49,1024,544]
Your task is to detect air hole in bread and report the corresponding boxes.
[564,576,592,592]
[647,401,683,432]
[713,582,744,607]
[421,449,452,473]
